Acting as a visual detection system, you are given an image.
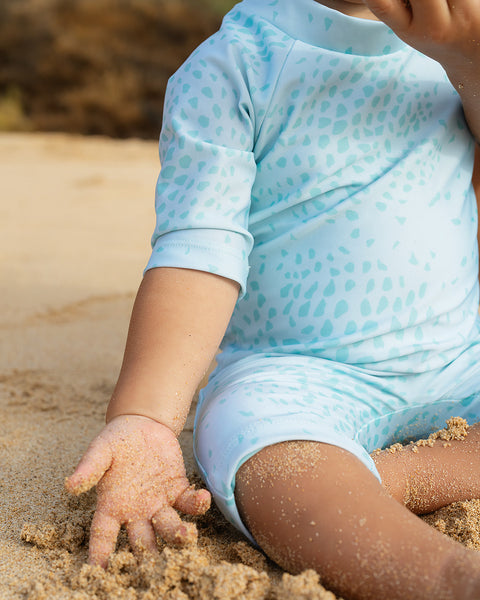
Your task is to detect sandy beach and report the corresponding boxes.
[2,132,480,600]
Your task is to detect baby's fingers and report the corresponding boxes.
[174,486,211,516]
[126,519,158,555]
[152,505,197,546]
[363,0,411,28]
[65,436,113,495]
[88,510,121,568]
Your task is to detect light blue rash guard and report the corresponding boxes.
[146,0,478,376]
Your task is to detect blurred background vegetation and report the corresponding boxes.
[0,0,237,138]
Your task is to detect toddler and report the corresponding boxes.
[67,0,480,598]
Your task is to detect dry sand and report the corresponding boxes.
[1,132,480,600]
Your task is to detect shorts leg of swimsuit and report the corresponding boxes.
[194,343,480,543]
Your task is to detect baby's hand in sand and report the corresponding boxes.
[65,414,211,568]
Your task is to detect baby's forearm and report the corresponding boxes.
[106,267,239,435]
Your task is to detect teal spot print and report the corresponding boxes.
[299,301,311,317]
[345,279,355,292]
[363,261,372,273]
[314,300,326,317]
[383,277,392,291]
[406,291,415,306]
[376,296,388,314]
[362,320,377,334]
[321,320,333,337]
[335,300,349,318]
[345,321,357,335]
[161,166,176,179]
[361,299,372,316]
[377,260,387,271]
[393,298,402,312]
[324,280,336,296]
[179,156,192,168]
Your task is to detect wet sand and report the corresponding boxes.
[1,132,480,599]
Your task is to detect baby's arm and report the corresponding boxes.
[365,0,480,141]
[66,267,239,566]
[106,267,239,430]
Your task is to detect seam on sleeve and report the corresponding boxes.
[253,38,296,146]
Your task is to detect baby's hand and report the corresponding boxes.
[65,415,211,567]
[364,0,480,75]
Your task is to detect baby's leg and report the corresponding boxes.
[235,440,480,600]
[373,422,480,513]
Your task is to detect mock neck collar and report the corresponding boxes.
[237,0,406,56]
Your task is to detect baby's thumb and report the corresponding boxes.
[65,436,113,495]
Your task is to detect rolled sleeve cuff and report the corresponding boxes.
[145,229,252,298]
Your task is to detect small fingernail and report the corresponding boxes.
[64,476,77,494]
[197,492,211,511]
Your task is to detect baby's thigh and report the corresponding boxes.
[234,439,385,573]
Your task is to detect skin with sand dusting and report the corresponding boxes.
[66,415,211,566]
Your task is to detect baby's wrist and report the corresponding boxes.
[106,412,157,425]
[106,396,188,436]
